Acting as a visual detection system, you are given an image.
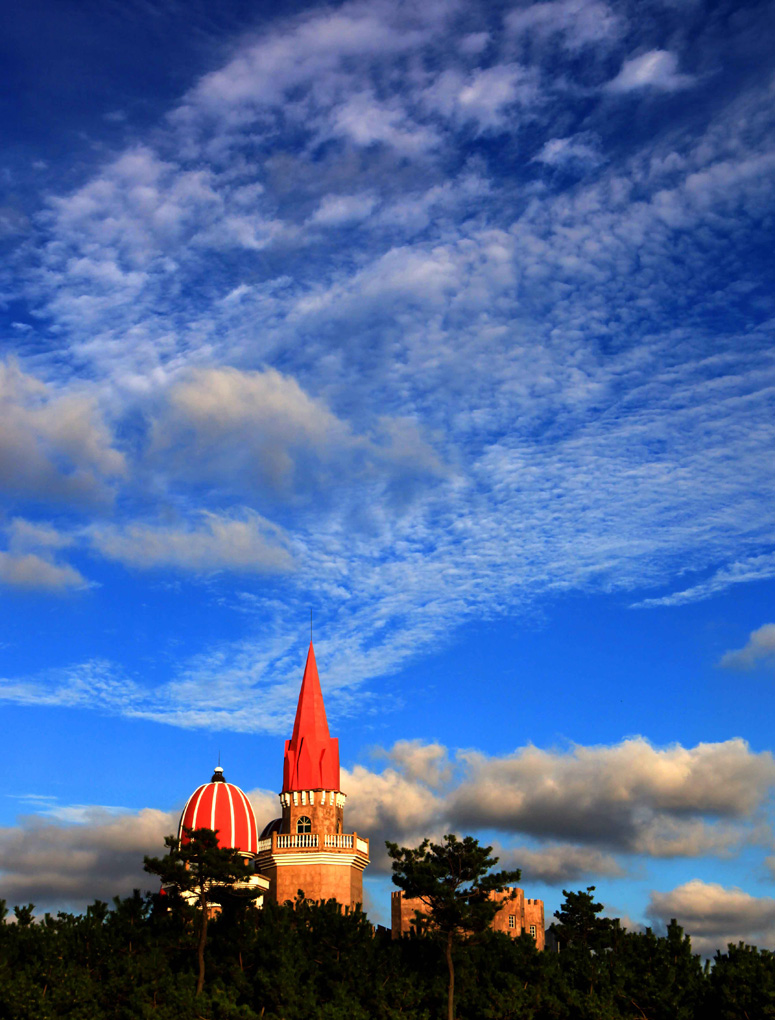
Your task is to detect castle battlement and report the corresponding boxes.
[279,790,347,809]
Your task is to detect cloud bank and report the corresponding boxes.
[3,734,773,954]
[648,880,775,956]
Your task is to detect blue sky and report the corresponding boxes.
[2,0,775,949]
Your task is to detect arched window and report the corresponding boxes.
[296,815,312,834]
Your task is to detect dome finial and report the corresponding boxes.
[211,764,225,782]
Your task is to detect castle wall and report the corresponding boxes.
[391,887,545,948]
[524,898,545,949]
[392,889,423,936]
[489,887,526,935]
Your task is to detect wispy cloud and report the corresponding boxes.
[2,0,775,723]
[633,554,775,608]
[505,0,622,52]
[605,50,696,94]
[533,132,603,168]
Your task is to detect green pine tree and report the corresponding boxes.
[386,834,521,1020]
[144,826,258,996]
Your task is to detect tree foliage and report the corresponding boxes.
[387,834,521,1020]
[0,879,771,1020]
[143,826,258,996]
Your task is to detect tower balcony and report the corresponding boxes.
[257,831,369,857]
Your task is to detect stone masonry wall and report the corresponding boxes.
[391,887,545,949]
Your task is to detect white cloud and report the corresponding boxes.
[91,510,294,575]
[155,365,350,477]
[0,359,125,505]
[309,193,377,226]
[0,660,143,715]
[0,1,773,952]
[345,737,775,878]
[6,0,775,721]
[173,2,439,129]
[497,843,625,884]
[377,739,453,788]
[459,31,489,55]
[150,365,445,502]
[633,554,775,608]
[505,0,621,51]
[0,734,772,908]
[0,551,85,593]
[337,738,775,876]
[422,64,540,133]
[327,91,439,154]
[0,806,179,911]
[344,762,445,871]
[648,880,775,954]
[6,518,73,553]
[0,784,281,912]
[719,624,775,671]
[534,134,603,167]
[448,738,775,854]
[606,50,695,93]
[0,517,85,593]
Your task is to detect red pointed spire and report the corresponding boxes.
[282,642,340,791]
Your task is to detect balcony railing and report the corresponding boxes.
[324,834,353,848]
[257,832,370,855]
[277,833,318,848]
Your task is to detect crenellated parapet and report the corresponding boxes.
[279,790,347,809]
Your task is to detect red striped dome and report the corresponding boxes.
[178,767,258,856]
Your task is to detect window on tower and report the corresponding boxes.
[296,815,312,834]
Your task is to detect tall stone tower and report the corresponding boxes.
[256,642,369,907]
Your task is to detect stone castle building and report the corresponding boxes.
[391,888,545,948]
[176,639,543,940]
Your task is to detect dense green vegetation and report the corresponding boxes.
[387,833,522,1020]
[1,886,774,1020]
[144,826,261,996]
